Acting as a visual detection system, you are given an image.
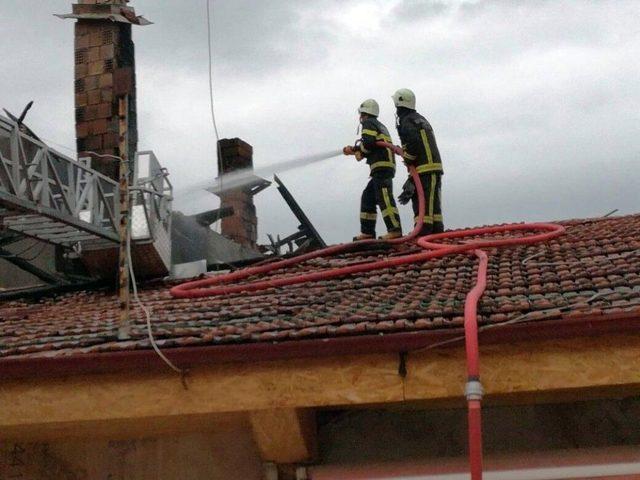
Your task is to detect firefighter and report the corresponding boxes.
[392,88,444,235]
[343,99,402,241]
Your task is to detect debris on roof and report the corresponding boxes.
[265,175,326,255]
[171,211,263,268]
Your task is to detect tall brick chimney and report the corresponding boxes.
[70,0,141,180]
[217,138,258,248]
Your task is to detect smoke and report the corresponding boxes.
[174,149,343,197]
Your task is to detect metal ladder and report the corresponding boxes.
[0,115,120,250]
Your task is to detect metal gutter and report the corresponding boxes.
[1,311,638,380]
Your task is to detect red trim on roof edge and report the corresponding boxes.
[1,312,639,380]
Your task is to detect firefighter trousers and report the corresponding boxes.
[412,172,444,235]
[360,175,402,236]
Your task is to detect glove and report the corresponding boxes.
[398,177,415,205]
[354,150,363,161]
[343,145,355,155]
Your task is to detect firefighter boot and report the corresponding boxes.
[353,233,375,241]
[379,230,402,240]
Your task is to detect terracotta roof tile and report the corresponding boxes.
[1,214,640,359]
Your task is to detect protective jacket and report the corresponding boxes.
[359,117,396,177]
[396,109,443,174]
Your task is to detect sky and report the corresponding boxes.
[1,0,638,245]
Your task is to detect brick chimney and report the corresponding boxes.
[217,138,258,248]
[72,0,139,180]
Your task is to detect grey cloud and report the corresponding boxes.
[134,0,338,77]
[0,1,74,141]
[390,0,451,22]
[388,0,632,73]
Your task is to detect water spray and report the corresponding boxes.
[174,149,343,198]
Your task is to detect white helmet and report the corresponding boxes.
[358,98,379,117]
[392,88,416,110]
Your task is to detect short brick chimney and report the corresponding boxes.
[72,0,139,180]
[217,138,258,248]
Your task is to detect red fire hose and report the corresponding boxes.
[170,143,565,479]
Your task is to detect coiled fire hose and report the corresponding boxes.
[170,142,565,480]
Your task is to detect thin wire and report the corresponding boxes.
[127,221,184,375]
[206,0,225,235]
[522,248,640,267]
[38,137,77,155]
[206,0,220,143]
[57,148,184,376]
[93,151,184,375]
[521,209,633,266]
[36,138,132,167]
[18,242,48,261]
[0,239,39,258]
[411,290,630,354]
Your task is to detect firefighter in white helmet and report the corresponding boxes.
[392,88,444,235]
[343,99,402,240]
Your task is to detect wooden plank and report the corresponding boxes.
[250,408,316,464]
[0,412,249,442]
[0,353,402,440]
[403,333,640,402]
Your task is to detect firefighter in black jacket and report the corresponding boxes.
[392,88,444,235]
[343,99,402,241]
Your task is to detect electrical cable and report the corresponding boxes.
[17,242,48,261]
[205,0,225,236]
[109,149,184,376]
[126,226,183,375]
[59,148,183,376]
[411,291,612,354]
[206,0,220,143]
[38,137,77,155]
[522,248,640,267]
[36,139,133,169]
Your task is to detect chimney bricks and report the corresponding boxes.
[72,0,137,180]
[217,138,259,248]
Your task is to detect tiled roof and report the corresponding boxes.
[1,215,640,360]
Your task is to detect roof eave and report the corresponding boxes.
[1,311,639,380]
